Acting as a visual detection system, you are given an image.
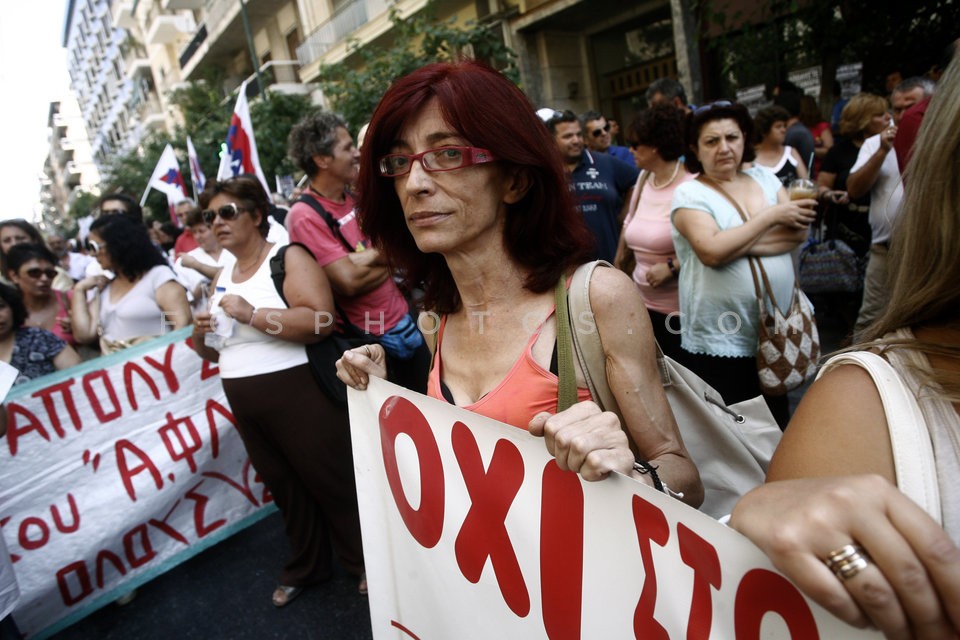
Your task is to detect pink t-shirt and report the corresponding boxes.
[622,171,695,314]
[285,190,408,335]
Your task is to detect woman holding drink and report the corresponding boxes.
[671,101,817,426]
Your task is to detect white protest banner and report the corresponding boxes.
[350,378,882,639]
[0,329,274,638]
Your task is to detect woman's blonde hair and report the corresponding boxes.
[864,57,960,400]
[838,93,888,140]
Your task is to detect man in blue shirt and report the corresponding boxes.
[540,109,639,261]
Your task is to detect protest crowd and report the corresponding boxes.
[2,40,960,640]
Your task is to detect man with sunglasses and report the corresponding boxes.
[580,110,636,167]
[92,193,143,223]
[541,109,639,262]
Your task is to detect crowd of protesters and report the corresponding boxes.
[2,43,959,639]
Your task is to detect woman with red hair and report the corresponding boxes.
[336,60,702,504]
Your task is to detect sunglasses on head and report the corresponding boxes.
[591,123,612,138]
[693,100,733,116]
[96,207,128,217]
[201,203,246,224]
[25,267,57,280]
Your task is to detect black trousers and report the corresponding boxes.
[223,364,364,587]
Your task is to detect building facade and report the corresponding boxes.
[39,98,101,230]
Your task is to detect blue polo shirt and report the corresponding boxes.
[570,150,639,261]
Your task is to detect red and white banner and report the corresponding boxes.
[216,81,271,198]
[349,378,882,639]
[0,329,272,638]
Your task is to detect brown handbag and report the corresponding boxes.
[696,176,820,396]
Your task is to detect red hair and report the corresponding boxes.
[357,60,592,314]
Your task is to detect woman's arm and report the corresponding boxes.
[156,280,193,331]
[53,344,81,370]
[218,244,335,344]
[674,198,814,267]
[589,267,703,505]
[70,276,104,344]
[190,311,220,363]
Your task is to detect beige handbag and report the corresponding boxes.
[556,261,781,519]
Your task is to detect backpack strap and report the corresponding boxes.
[297,192,359,253]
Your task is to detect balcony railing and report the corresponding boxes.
[296,0,389,67]
[179,23,207,69]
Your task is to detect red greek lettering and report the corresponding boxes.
[18,516,49,551]
[204,399,236,458]
[32,379,82,438]
[200,358,219,380]
[678,524,721,640]
[51,493,81,534]
[734,569,819,639]
[202,460,260,507]
[185,482,226,537]
[158,413,202,472]
[148,499,189,546]
[123,524,156,568]
[0,518,20,563]
[540,461,584,640]
[95,550,127,588]
[5,403,49,456]
[378,396,444,548]
[122,361,161,411]
[451,422,529,617]
[56,560,93,606]
[143,344,180,393]
[83,370,122,423]
[115,439,164,501]
[631,495,670,639]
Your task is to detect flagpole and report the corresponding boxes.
[239,0,266,101]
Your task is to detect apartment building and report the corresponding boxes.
[39,98,101,228]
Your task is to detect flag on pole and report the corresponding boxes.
[186,136,206,198]
[217,81,271,197]
[141,144,188,225]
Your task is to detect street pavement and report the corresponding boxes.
[49,510,373,640]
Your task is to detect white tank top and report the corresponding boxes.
[215,243,308,379]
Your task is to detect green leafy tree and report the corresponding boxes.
[318,0,518,129]
[169,73,232,190]
[98,134,170,222]
[250,91,314,184]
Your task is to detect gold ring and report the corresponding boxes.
[824,544,871,581]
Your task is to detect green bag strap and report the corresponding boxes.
[554,276,578,413]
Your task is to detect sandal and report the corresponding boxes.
[272,585,303,608]
[358,572,368,596]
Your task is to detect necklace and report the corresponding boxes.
[309,182,344,202]
[237,242,268,276]
[650,161,681,189]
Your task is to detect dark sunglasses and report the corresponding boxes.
[25,267,57,280]
[201,203,246,224]
[591,123,612,137]
[85,240,104,253]
[693,100,733,116]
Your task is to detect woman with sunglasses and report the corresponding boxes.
[0,283,79,385]
[335,60,702,504]
[0,219,44,284]
[671,101,817,427]
[70,215,191,353]
[614,104,695,361]
[6,243,76,346]
[190,176,366,607]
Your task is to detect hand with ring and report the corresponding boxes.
[729,475,960,637]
